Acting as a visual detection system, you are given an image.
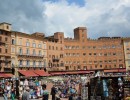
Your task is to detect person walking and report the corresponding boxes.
[51,85,56,100]
[22,87,30,100]
[3,87,8,100]
[42,84,49,100]
[19,85,23,100]
[68,94,73,100]
[11,86,15,100]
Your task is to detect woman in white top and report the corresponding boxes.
[19,85,23,99]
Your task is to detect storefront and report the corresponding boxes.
[123,76,130,98]
[89,76,129,100]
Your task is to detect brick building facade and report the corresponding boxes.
[0,22,130,74]
[0,23,11,72]
[123,38,130,71]
[11,31,48,76]
[46,32,65,71]
[64,27,126,72]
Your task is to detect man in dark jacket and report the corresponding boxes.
[22,87,30,100]
[68,94,73,100]
[42,84,49,100]
[51,85,56,100]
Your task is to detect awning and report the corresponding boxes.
[33,70,50,76]
[66,71,90,75]
[104,68,126,73]
[5,73,13,77]
[51,71,90,75]
[0,73,13,78]
[18,70,39,77]
[104,69,118,73]
[51,72,66,75]
[118,69,126,72]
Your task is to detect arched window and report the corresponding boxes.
[26,48,30,55]
[19,48,22,54]
[77,66,80,70]
[11,58,15,67]
[39,61,42,67]
[12,39,15,45]
[66,66,69,70]
[19,60,23,66]
[26,60,30,66]
[33,61,36,67]
[43,59,46,67]
[33,49,36,55]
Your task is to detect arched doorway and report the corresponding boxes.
[65,66,69,71]
[77,66,80,70]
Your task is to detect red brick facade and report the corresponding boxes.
[64,27,125,71]
[0,22,127,73]
[46,32,65,71]
[0,29,11,72]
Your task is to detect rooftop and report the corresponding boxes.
[0,22,11,25]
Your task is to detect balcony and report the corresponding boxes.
[5,59,11,62]
[17,53,44,58]
[52,58,60,62]
[0,58,11,62]
[4,67,12,73]
[18,65,45,68]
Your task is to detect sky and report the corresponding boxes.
[0,0,130,38]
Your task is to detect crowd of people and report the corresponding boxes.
[0,79,16,100]
[0,75,86,100]
[1,74,130,100]
[0,78,50,100]
[18,79,44,99]
[52,75,82,100]
[21,83,49,100]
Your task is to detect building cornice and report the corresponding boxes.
[11,31,47,41]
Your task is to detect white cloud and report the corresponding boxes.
[0,0,130,38]
[43,0,130,38]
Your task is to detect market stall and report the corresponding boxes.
[123,76,130,99]
[0,73,16,99]
[89,76,124,100]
